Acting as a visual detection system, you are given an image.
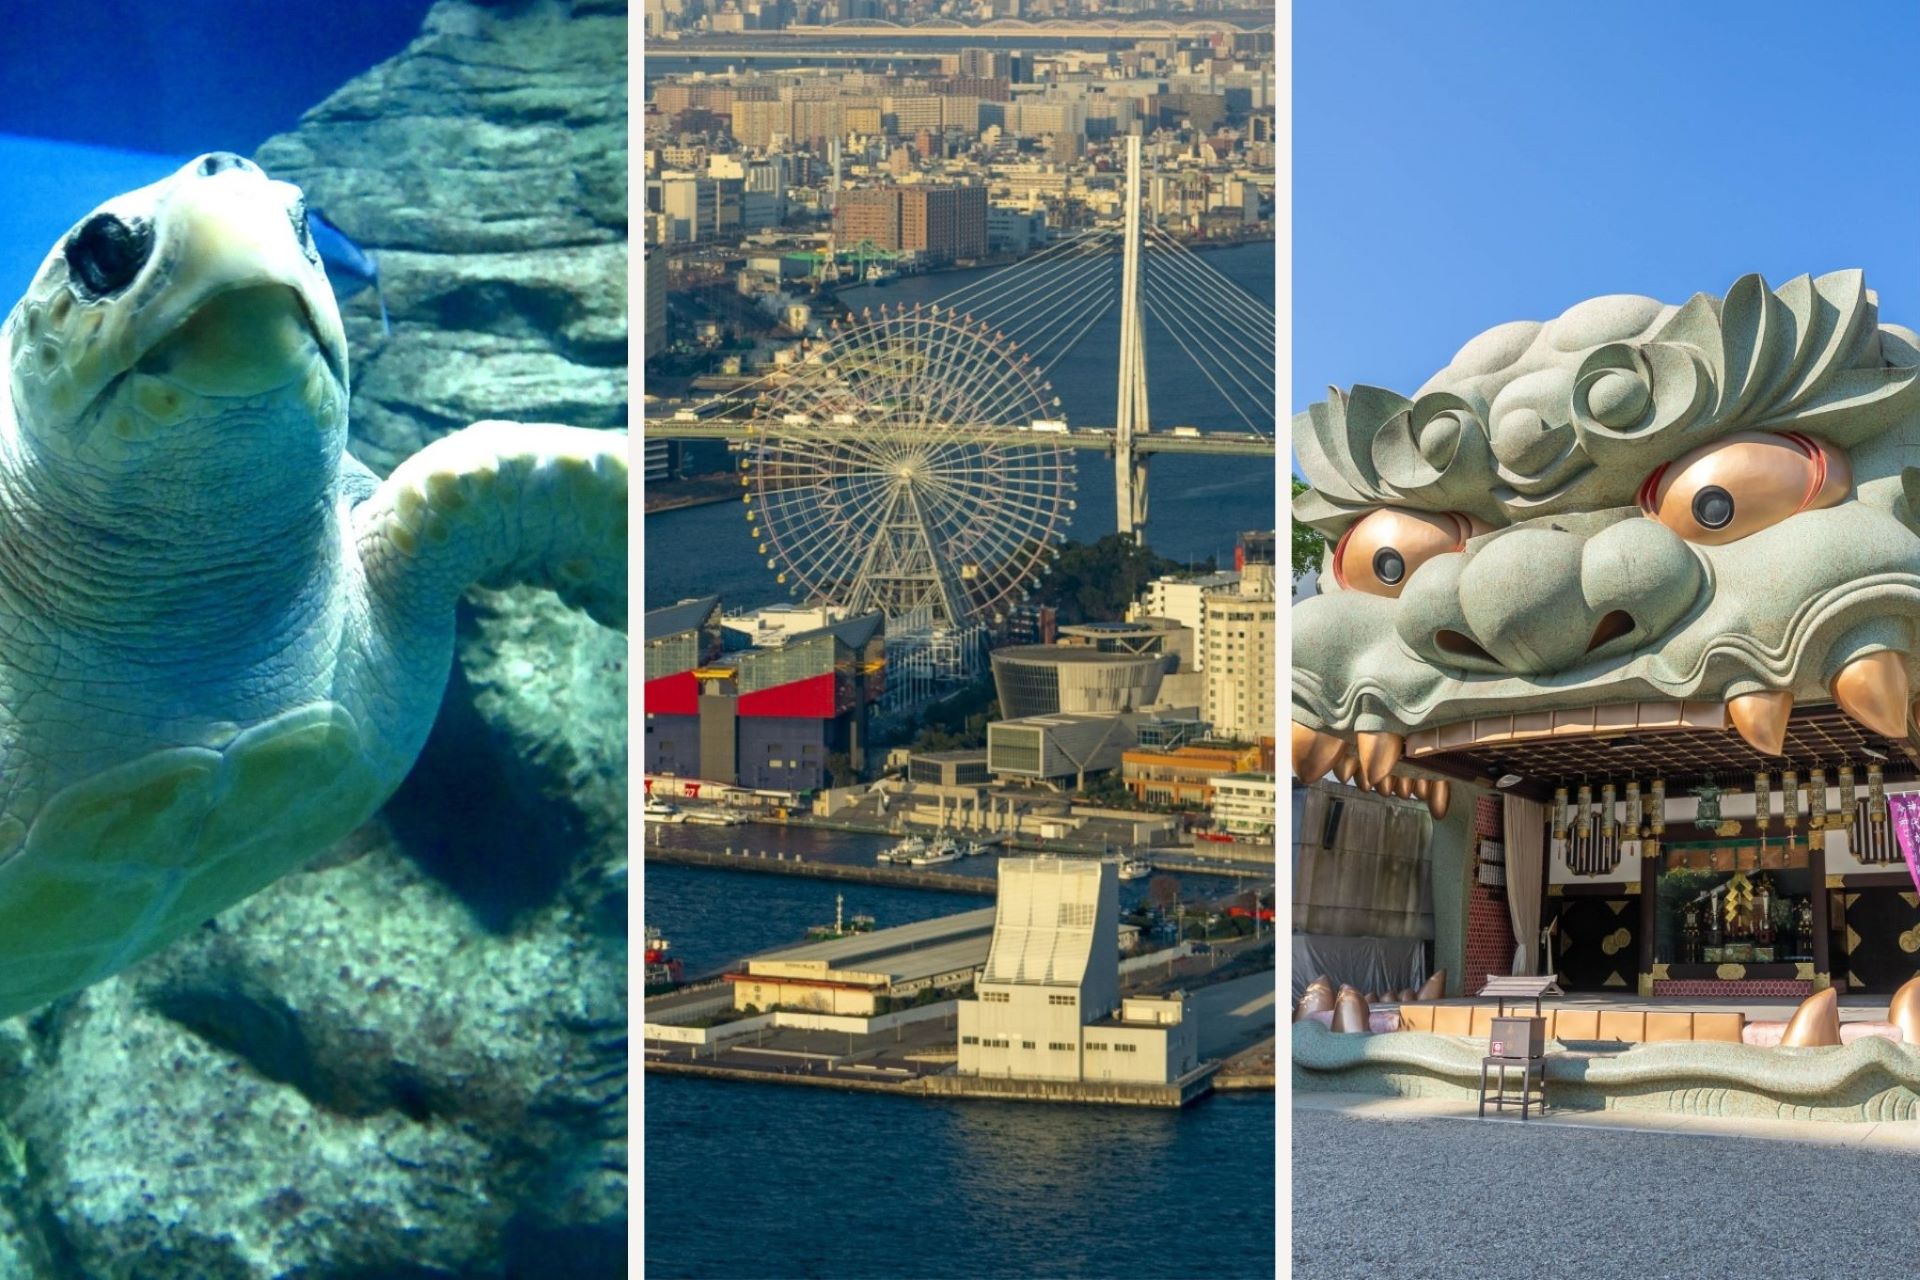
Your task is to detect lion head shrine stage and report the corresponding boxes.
[1292,270,1920,1121]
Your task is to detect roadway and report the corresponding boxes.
[644,418,1276,457]
[1188,969,1278,1059]
[667,18,1272,40]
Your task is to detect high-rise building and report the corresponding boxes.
[884,94,945,136]
[1202,587,1275,745]
[1128,571,1238,670]
[835,185,986,263]
[730,98,791,149]
[1008,96,1087,141]
[954,47,1008,79]
[655,175,716,243]
[643,250,667,361]
[900,184,986,262]
[986,204,1047,255]
[833,187,900,249]
[941,75,1010,104]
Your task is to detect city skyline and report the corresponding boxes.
[641,10,1278,1278]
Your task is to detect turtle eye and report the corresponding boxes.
[1640,431,1850,545]
[65,213,153,298]
[1334,507,1479,598]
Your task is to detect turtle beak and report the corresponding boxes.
[117,161,347,396]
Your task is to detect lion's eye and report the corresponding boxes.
[1335,508,1478,598]
[1640,431,1849,545]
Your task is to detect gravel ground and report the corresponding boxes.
[1294,1110,1920,1279]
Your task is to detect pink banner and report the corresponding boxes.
[1889,793,1920,896]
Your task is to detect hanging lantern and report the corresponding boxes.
[1871,763,1887,824]
[1650,778,1666,835]
[1552,785,1569,840]
[1625,780,1642,834]
[1754,770,1771,833]
[1692,783,1724,832]
[1600,782,1617,840]
[1575,783,1592,837]
[1810,767,1827,830]
[1782,769,1800,830]
[1841,766,1858,827]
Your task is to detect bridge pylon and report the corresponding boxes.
[1114,130,1151,539]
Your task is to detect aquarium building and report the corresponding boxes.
[643,598,885,791]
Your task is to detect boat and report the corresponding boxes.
[911,836,962,866]
[961,840,988,858]
[684,807,748,826]
[863,262,894,286]
[644,926,684,991]
[881,835,927,863]
[1118,856,1153,881]
[807,894,878,940]
[642,796,686,823]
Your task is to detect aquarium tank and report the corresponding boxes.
[0,2,628,1277]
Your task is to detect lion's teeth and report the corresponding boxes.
[1307,733,1346,781]
[1356,731,1404,785]
[1728,690,1794,756]
[1832,652,1910,739]
[1290,722,1317,776]
[1332,751,1359,784]
[1425,779,1452,820]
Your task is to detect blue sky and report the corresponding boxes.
[1293,3,1920,457]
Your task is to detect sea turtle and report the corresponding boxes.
[0,152,626,1019]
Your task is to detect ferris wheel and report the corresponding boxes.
[743,303,1076,628]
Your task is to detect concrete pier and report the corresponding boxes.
[920,1062,1220,1108]
[645,844,996,895]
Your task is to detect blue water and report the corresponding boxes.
[644,860,979,976]
[645,825,1250,975]
[644,244,1276,611]
[643,1074,1275,1279]
[0,135,186,305]
[0,3,431,155]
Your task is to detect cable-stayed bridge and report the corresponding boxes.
[647,135,1276,542]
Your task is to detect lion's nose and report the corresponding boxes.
[1456,528,1591,673]
[1446,520,1703,675]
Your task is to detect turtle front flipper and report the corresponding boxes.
[354,421,627,631]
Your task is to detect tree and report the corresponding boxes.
[1291,478,1325,585]
[898,677,1001,752]
[825,753,859,788]
[1031,535,1207,625]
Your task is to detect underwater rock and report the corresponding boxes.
[254,0,628,472]
[2,821,624,1279]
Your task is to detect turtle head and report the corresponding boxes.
[4,153,348,506]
